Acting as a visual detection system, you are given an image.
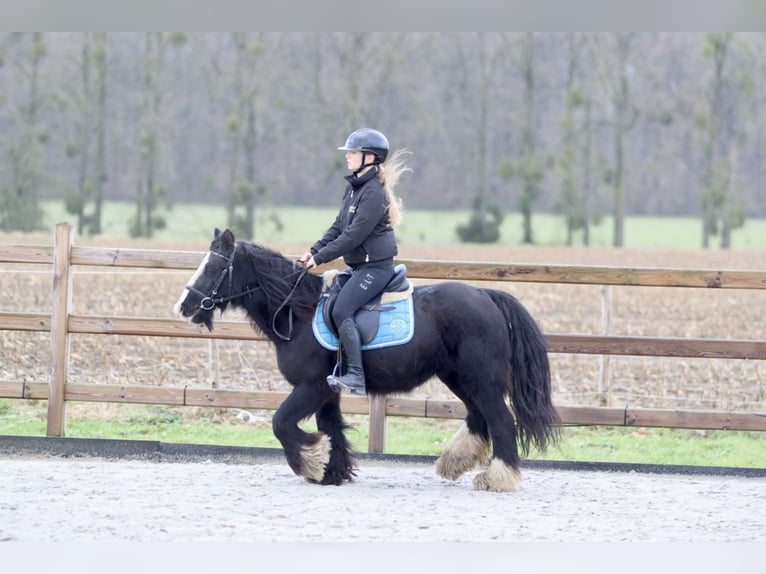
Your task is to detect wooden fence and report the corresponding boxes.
[1,223,765,454]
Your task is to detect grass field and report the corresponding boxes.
[40,199,766,249]
[2,400,764,468]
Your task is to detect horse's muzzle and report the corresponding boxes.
[190,308,215,331]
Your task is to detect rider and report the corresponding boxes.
[300,128,409,395]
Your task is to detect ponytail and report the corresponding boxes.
[377,148,411,228]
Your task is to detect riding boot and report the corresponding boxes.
[327,317,366,395]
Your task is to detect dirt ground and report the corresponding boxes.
[1,454,764,542]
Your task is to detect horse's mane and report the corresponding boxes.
[237,241,323,320]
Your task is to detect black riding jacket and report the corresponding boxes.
[311,167,398,267]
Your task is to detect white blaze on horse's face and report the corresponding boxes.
[173,252,211,318]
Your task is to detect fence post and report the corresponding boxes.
[598,285,613,406]
[47,223,73,436]
[367,395,387,453]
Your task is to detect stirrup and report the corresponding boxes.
[326,363,343,393]
[326,369,366,395]
[326,375,366,395]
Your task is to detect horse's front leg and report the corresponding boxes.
[272,383,331,483]
[315,397,356,485]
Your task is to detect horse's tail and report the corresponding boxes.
[486,288,560,456]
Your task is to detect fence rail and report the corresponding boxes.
[6,311,766,359]
[1,223,765,454]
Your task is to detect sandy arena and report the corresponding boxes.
[1,453,764,543]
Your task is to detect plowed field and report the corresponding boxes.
[2,234,765,412]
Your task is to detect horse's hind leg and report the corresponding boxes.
[315,399,356,485]
[474,457,522,492]
[470,391,523,492]
[435,408,490,480]
[272,384,332,483]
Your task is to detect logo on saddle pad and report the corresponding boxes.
[312,266,415,351]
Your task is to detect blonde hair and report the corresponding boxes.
[378,148,411,228]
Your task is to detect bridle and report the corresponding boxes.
[185,243,309,341]
[184,246,259,311]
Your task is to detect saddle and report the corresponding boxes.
[312,264,415,350]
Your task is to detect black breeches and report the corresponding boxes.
[331,263,395,329]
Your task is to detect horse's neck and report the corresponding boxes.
[238,249,319,339]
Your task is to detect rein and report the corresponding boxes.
[187,245,310,341]
[271,266,309,341]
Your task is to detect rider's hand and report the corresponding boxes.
[299,251,318,269]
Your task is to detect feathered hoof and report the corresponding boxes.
[435,422,490,480]
[299,433,331,483]
[472,459,522,493]
[317,466,357,485]
[436,453,480,480]
[318,454,358,486]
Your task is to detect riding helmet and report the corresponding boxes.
[338,128,389,163]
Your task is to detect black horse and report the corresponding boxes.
[174,229,559,492]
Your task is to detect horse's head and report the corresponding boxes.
[173,228,239,331]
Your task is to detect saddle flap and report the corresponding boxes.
[321,292,383,343]
[313,294,415,352]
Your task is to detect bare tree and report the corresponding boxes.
[557,33,595,246]
[456,32,505,243]
[132,33,186,238]
[700,33,731,248]
[0,32,46,231]
[496,33,546,245]
[63,32,108,236]
[92,32,108,234]
[517,33,543,244]
[589,33,638,247]
[225,32,265,240]
[699,33,749,249]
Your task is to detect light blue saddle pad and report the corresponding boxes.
[311,294,415,351]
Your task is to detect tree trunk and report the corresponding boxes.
[93,32,107,235]
[700,33,731,249]
[611,33,633,248]
[476,32,490,238]
[76,36,91,236]
[520,33,536,245]
[613,126,625,247]
[243,96,257,240]
[582,92,593,247]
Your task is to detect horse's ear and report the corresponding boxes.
[221,228,236,248]
[214,228,222,239]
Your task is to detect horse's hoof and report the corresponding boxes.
[319,472,346,486]
[316,462,356,486]
[472,459,522,493]
[299,434,331,482]
[436,454,475,480]
[435,423,490,480]
[304,474,344,486]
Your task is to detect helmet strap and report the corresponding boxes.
[354,153,380,175]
